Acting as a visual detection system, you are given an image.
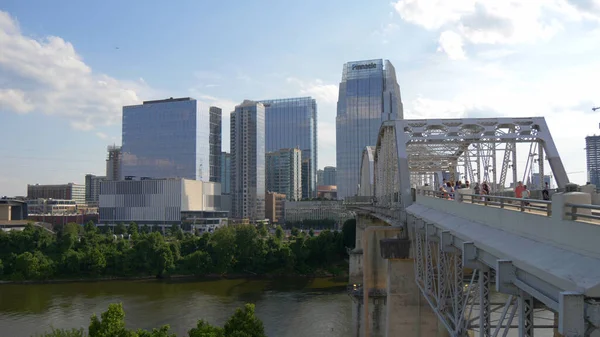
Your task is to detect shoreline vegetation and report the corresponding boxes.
[0,220,356,284]
[36,302,267,337]
[0,270,348,285]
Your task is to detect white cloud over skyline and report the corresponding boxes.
[0,11,151,131]
[1,2,600,195]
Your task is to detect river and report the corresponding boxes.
[0,278,353,337]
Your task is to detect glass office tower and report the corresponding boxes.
[231,100,266,220]
[266,148,302,201]
[260,97,317,199]
[121,97,221,182]
[209,107,222,183]
[586,135,600,187]
[336,59,403,199]
[220,152,231,194]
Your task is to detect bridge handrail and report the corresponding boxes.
[417,189,552,216]
[565,203,600,221]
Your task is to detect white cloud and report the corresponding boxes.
[394,0,600,58]
[0,89,34,113]
[286,77,338,105]
[437,31,466,60]
[0,10,152,131]
[95,132,108,140]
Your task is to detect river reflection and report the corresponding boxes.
[0,278,352,337]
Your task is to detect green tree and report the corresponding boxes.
[183,251,212,275]
[290,227,299,237]
[35,327,86,337]
[188,320,224,337]
[257,223,268,238]
[223,304,266,337]
[115,223,127,235]
[84,221,97,235]
[274,226,284,241]
[14,251,53,280]
[134,326,176,337]
[88,303,130,337]
[128,222,139,237]
[308,229,314,237]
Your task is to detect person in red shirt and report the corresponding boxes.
[515,181,524,199]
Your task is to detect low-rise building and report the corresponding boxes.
[27,199,79,215]
[85,174,106,206]
[99,178,227,232]
[27,183,86,204]
[0,199,28,221]
[317,185,337,200]
[283,200,353,227]
[265,191,286,223]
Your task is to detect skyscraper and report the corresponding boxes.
[231,100,266,220]
[106,145,122,181]
[210,106,222,183]
[323,166,337,186]
[336,59,403,199]
[220,152,231,194]
[266,148,302,201]
[260,97,317,199]
[586,135,600,186]
[121,97,221,182]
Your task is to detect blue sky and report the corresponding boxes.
[1,0,600,196]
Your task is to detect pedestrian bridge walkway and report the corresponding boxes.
[345,118,600,337]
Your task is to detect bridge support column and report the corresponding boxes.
[362,225,401,337]
[381,237,444,337]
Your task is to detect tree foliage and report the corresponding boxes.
[37,302,266,337]
[0,220,350,281]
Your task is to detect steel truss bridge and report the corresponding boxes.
[346,117,600,337]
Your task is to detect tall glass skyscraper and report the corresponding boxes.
[121,97,221,182]
[260,97,317,199]
[220,152,231,194]
[266,148,302,201]
[209,107,222,183]
[231,100,266,220]
[336,59,403,199]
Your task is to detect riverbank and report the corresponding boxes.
[0,269,349,285]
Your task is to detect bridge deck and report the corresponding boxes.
[407,203,600,298]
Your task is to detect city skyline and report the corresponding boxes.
[2,2,600,196]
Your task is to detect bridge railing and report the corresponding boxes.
[417,189,552,216]
[565,203,600,222]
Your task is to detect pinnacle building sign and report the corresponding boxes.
[351,63,377,71]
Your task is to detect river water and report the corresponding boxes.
[0,278,559,337]
[0,278,353,337]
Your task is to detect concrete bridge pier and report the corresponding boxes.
[381,237,448,337]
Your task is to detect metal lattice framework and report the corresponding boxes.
[399,117,569,190]
[374,125,401,207]
[410,214,544,337]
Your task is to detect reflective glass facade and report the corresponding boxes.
[121,98,221,182]
[231,101,265,220]
[323,166,337,186]
[260,97,317,199]
[209,107,222,183]
[587,136,600,187]
[220,152,231,194]
[266,148,302,201]
[336,59,403,199]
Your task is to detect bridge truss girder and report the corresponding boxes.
[405,210,599,337]
[397,117,569,190]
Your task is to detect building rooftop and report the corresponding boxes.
[142,97,192,104]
